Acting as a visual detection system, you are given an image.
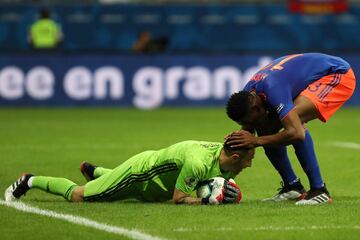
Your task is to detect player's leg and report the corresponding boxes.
[80,161,112,181]
[5,173,80,202]
[82,166,127,202]
[296,68,356,123]
[292,128,332,204]
[292,127,324,189]
[293,95,318,123]
[70,186,84,202]
[262,146,306,202]
[292,99,330,204]
[83,166,143,202]
[263,146,297,185]
[94,167,112,177]
[256,124,306,202]
[294,69,355,205]
[83,152,155,202]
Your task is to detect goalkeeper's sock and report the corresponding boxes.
[29,176,78,201]
[293,130,324,189]
[94,167,112,178]
[264,146,298,185]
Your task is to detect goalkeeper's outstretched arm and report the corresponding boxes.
[172,188,203,205]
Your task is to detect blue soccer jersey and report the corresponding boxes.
[243,53,350,119]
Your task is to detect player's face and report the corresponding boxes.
[238,95,267,127]
[238,106,267,127]
[233,148,254,174]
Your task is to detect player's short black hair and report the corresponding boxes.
[226,91,252,122]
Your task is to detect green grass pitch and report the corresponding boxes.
[0,107,360,240]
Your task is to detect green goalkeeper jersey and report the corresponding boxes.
[127,140,236,201]
[83,140,236,202]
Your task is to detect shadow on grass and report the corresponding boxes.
[24,195,360,207]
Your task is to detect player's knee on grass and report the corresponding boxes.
[71,186,84,202]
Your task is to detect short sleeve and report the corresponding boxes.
[265,84,294,120]
[175,159,206,194]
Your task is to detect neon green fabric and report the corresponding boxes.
[94,167,112,178]
[30,19,60,48]
[31,176,77,201]
[83,141,235,202]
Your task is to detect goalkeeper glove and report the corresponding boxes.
[223,179,242,204]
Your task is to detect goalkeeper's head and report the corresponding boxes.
[222,140,254,174]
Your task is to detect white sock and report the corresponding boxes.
[27,176,34,188]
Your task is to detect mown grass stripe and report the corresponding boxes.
[173,225,360,232]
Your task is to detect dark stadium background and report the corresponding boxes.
[1,2,360,240]
[0,0,359,108]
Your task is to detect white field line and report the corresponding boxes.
[0,200,165,240]
[328,141,360,150]
[173,225,360,232]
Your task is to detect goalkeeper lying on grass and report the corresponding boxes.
[5,140,253,205]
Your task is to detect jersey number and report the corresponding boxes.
[261,54,303,71]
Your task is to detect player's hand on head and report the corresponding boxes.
[226,130,259,148]
[224,130,242,140]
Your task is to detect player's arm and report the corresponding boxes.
[224,124,255,141]
[256,109,305,146]
[255,85,305,146]
[172,188,202,205]
[173,155,210,205]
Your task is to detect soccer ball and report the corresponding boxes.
[196,177,226,199]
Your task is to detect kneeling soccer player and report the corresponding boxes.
[5,140,253,205]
